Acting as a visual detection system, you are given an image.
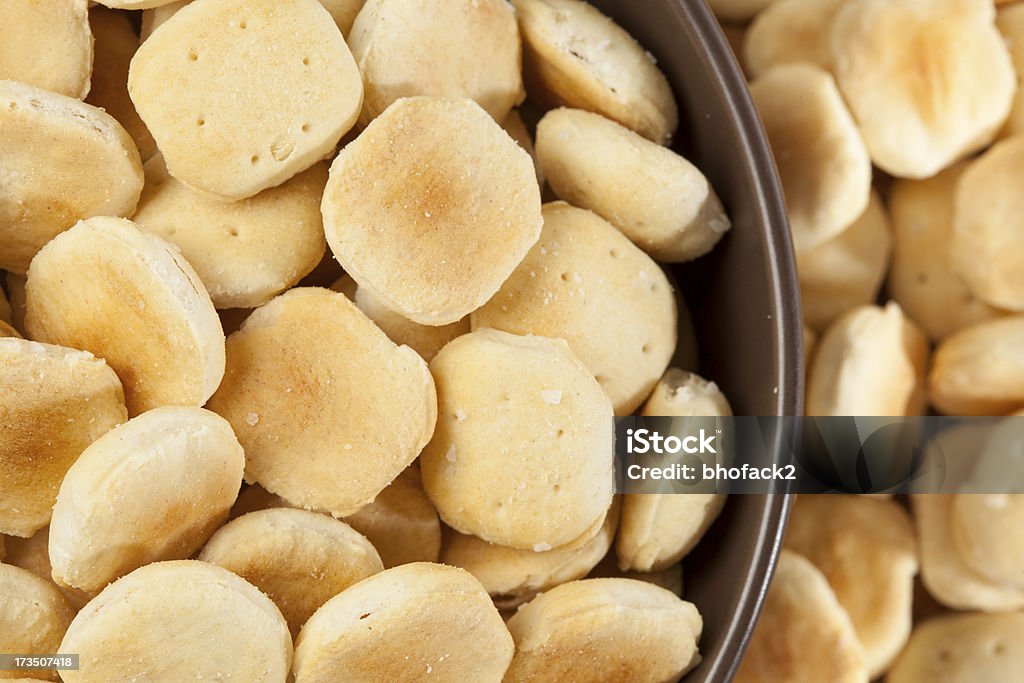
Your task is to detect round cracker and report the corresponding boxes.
[951,136,1024,311]
[341,464,442,568]
[889,163,1006,342]
[889,612,1024,683]
[442,498,619,603]
[322,97,542,326]
[734,550,868,683]
[537,108,730,262]
[831,0,1014,179]
[617,494,726,573]
[785,495,918,678]
[798,190,892,332]
[625,368,731,574]
[420,329,614,550]
[48,407,244,593]
[911,492,1024,612]
[206,287,436,518]
[0,321,21,339]
[641,368,733,418]
[141,0,366,39]
[199,508,383,636]
[928,315,1024,416]
[354,285,468,362]
[743,0,845,78]
[294,563,513,682]
[749,63,871,252]
[25,216,225,416]
[511,0,678,145]
[60,561,291,682]
[951,495,1024,591]
[472,202,676,416]
[86,7,158,161]
[3,527,92,611]
[229,465,443,569]
[348,0,523,126]
[0,564,75,683]
[0,80,143,275]
[134,156,327,309]
[807,303,928,416]
[129,0,363,200]
[0,339,127,538]
[0,0,92,99]
[504,578,702,683]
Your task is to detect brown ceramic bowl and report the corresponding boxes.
[586,0,802,680]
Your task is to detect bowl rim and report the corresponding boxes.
[667,0,802,679]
